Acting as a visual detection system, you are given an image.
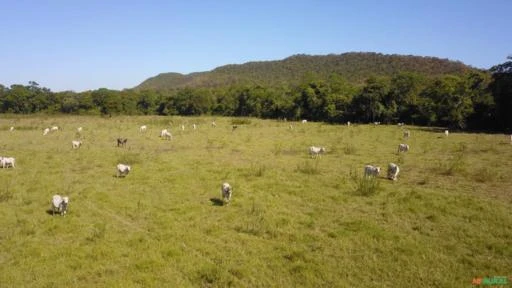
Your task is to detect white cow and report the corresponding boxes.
[445,130,449,137]
[193,124,197,130]
[302,119,307,124]
[309,146,326,158]
[211,121,217,128]
[181,125,185,131]
[398,143,409,153]
[347,121,351,126]
[72,140,82,149]
[51,195,69,216]
[160,129,172,140]
[43,128,50,135]
[77,127,83,133]
[51,126,59,131]
[364,165,380,177]
[403,130,410,139]
[1,157,15,168]
[116,164,131,177]
[9,126,14,132]
[139,125,147,132]
[387,163,400,181]
[221,182,232,204]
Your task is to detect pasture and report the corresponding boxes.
[0,115,510,287]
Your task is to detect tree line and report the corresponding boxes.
[1,58,510,131]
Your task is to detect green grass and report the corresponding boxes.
[0,115,510,287]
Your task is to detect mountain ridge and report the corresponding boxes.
[134,52,478,90]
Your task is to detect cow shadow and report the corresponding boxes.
[209,198,224,206]
[45,209,58,216]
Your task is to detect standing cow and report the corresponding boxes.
[221,182,233,204]
[51,195,69,216]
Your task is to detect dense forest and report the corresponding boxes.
[1,53,511,131]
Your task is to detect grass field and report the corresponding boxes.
[0,115,510,287]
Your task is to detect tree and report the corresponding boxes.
[489,56,512,130]
[351,77,389,123]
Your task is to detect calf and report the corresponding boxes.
[403,130,410,139]
[72,140,82,149]
[43,128,50,135]
[139,125,147,132]
[51,195,69,216]
[387,163,400,181]
[117,138,128,147]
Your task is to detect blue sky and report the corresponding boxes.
[0,0,510,92]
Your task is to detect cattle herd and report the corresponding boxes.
[5,121,510,217]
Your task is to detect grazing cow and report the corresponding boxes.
[445,130,449,137]
[302,119,308,124]
[364,165,381,177]
[221,182,232,204]
[211,121,217,128]
[1,157,15,168]
[387,163,400,181]
[398,143,409,153]
[51,126,59,131]
[160,129,172,140]
[9,126,14,131]
[51,195,69,216]
[403,130,410,139]
[373,121,381,125]
[43,128,50,135]
[117,138,128,147]
[139,125,147,132]
[72,140,82,149]
[398,122,405,126]
[116,164,131,177]
[309,146,326,158]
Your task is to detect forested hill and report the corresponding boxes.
[135,52,476,90]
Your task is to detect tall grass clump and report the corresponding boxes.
[350,170,381,196]
[296,160,320,175]
[343,143,357,155]
[231,118,252,125]
[116,153,142,165]
[438,143,467,176]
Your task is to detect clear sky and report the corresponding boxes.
[0,0,510,92]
